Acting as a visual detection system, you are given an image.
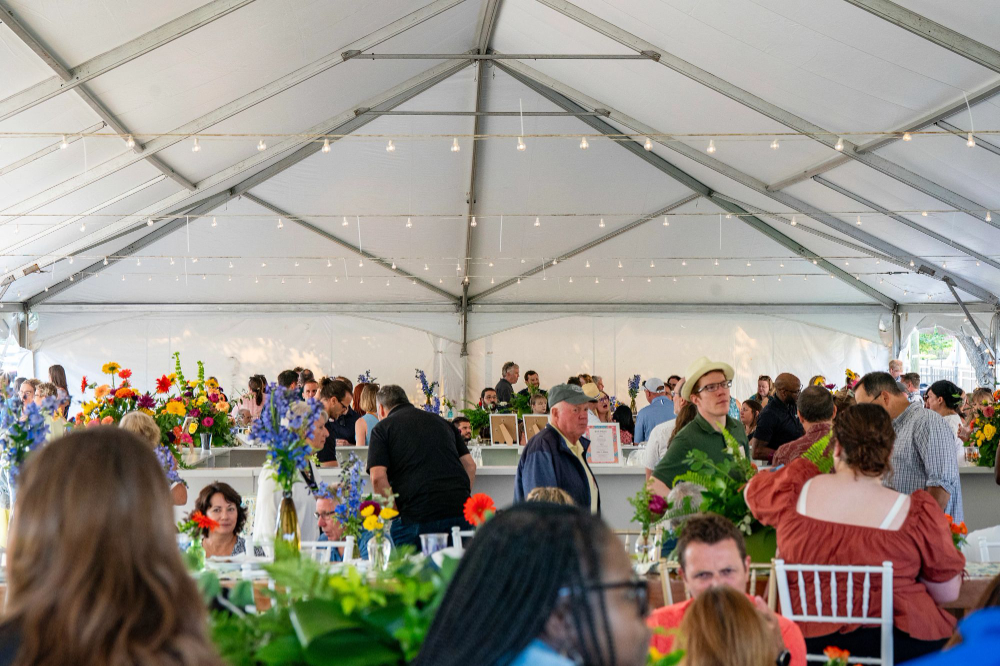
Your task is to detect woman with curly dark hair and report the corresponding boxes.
[746,404,965,663]
[193,481,264,557]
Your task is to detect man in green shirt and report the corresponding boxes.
[650,357,750,495]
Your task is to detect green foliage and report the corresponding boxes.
[206,555,456,666]
[801,433,834,473]
[459,407,490,433]
[919,331,955,360]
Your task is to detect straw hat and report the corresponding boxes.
[680,357,735,400]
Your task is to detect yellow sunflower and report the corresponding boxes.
[164,401,186,417]
[101,362,121,375]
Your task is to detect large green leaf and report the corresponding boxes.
[289,599,365,646]
[229,580,256,609]
[303,631,403,666]
[255,635,305,665]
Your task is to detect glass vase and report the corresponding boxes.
[630,396,637,416]
[369,529,394,573]
[274,492,300,561]
[185,539,206,570]
[634,531,660,564]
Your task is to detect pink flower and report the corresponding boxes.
[201,417,214,427]
[86,419,100,428]
[984,405,995,418]
[101,416,114,425]
[648,494,668,515]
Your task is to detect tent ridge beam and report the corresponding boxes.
[770,80,1000,188]
[0,0,470,221]
[491,59,998,306]
[18,59,472,305]
[813,176,1000,270]
[536,0,993,224]
[469,303,894,314]
[0,0,258,123]
[242,193,459,303]
[494,60,897,308]
[31,303,460,314]
[341,51,654,60]
[469,194,699,303]
[840,0,1000,74]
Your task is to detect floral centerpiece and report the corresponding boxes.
[359,498,399,571]
[153,353,233,449]
[628,485,669,563]
[628,374,642,414]
[357,369,377,385]
[251,383,323,560]
[966,392,1000,469]
[0,381,54,506]
[945,514,968,550]
[177,510,219,570]
[78,362,151,425]
[328,453,365,541]
[415,368,440,414]
[844,368,860,390]
[822,646,852,666]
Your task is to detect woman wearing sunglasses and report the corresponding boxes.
[414,503,650,666]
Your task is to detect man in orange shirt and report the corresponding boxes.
[649,513,807,666]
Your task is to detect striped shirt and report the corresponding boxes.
[886,402,963,522]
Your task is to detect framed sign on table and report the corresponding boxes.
[522,414,549,441]
[585,423,624,466]
[489,414,519,446]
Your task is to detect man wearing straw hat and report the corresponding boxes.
[650,357,750,496]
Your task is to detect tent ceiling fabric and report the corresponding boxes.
[0,0,998,321]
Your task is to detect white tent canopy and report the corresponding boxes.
[2,0,999,400]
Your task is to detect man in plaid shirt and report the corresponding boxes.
[855,371,963,522]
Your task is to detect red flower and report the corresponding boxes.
[118,368,132,380]
[823,646,850,662]
[155,375,172,394]
[202,417,214,427]
[80,376,88,393]
[191,511,220,533]
[984,405,995,418]
[463,493,496,527]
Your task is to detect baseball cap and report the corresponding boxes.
[548,383,598,406]
[642,377,665,393]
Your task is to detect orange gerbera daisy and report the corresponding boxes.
[115,387,134,400]
[463,493,496,527]
[191,511,220,532]
[118,368,132,380]
[94,384,111,400]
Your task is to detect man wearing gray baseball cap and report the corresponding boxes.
[635,377,675,445]
[514,383,600,513]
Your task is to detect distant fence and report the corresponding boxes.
[917,362,980,391]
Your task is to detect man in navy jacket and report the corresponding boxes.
[514,383,600,513]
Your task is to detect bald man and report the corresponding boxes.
[749,373,805,462]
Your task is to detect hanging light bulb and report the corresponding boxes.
[385,139,395,153]
[277,218,284,229]
[211,217,217,227]
[470,217,477,227]
[68,257,73,264]
[358,259,363,267]
[644,137,653,151]
[342,216,348,226]
[391,261,396,269]
[922,211,928,217]
[791,216,797,225]
[126,134,135,148]
[327,259,332,267]
[834,137,844,151]
[902,132,912,142]
[103,257,108,266]
[261,261,267,267]
[779,262,784,267]
[488,261,494,267]
[294,260,299,267]
[647,277,651,283]
[191,137,200,152]
[595,277,599,284]
[681,260,687,266]
[580,136,589,149]
[585,260,590,268]
[281,277,285,284]
[13,225,18,234]
[60,135,68,150]
[456,263,461,271]
[170,257,175,265]
[986,211,992,222]
[714,259,719,266]
[552,258,558,265]
[746,260,751,267]
[662,216,669,226]
[943,261,948,268]
[650,260,655,268]
[517,136,526,151]
[136,258,141,266]
[569,276,573,283]
[534,217,540,227]
[121,274,125,281]
[406,217,412,228]
[451,138,460,153]
[618,260,623,269]
[257,139,267,151]
[599,218,605,228]
[707,139,716,154]
[856,216,862,225]
[967,132,976,148]
[424,263,429,271]
[228,261,233,269]
[322,138,331,153]
[910,260,915,267]
[80,222,86,232]
[491,277,495,284]
[770,138,779,150]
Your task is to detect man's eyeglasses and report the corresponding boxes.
[694,379,732,395]
[558,578,649,617]
[314,510,337,520]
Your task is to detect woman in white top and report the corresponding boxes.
[925,379,965,458]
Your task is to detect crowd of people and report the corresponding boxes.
[2,357,998,666]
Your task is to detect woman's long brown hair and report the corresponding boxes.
[6,427,222,666]
[680,586,773,666]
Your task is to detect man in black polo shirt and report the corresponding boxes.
[316,378,358,467]
[367,384,476,548]
[750,372,804,462]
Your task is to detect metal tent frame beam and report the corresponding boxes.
[0,0,469,223]
[840,0,1000,75]
[813,176,1000,272]
[343,52,654,60]
[0,1,195,191]
[943,278,997,362]
[535,0,995,226]
[0,0,258,123]
[357,110,607,116]
[30,302,461,314]
[243,193,457,302]
[768,80,1000,190]
[492,58,1000,306]
[22,58,473,307]
[937,120,1000,159]
[470,194,699,302]
[493,61,897,309]
[0,121,105,177]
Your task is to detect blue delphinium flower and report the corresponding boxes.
[0,396,56,489]
[250,384,323,494]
